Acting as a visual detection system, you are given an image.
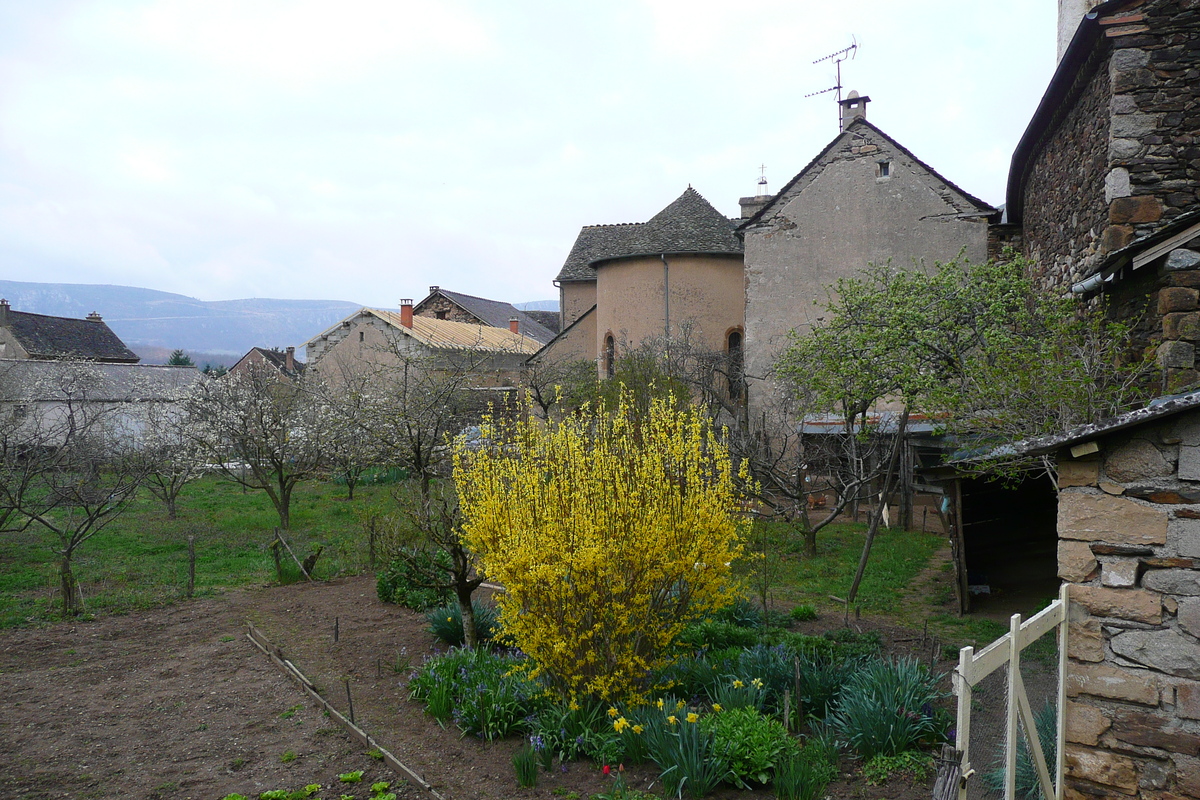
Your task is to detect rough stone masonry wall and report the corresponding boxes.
[1024,59,1112,293]
[1056,412,1200,798]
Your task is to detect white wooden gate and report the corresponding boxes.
[951,584,1068,800]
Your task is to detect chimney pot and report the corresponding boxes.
[429,285,439,295]
[86,311,103,323]
[509,316,520,334]
[837,90,871,132]
[400,299,414,328]
[0,299,9,326]
[286,346,295,372]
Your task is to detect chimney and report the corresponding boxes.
[86,311,104,323]
[429,285,440,295]
[0,299,8,327]
[739,168,772,218]
[286,346,295,373]
[400,299,414,328]
[509,316,520,334]
[838,90,870,132]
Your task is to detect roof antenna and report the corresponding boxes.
[756,164,768,198]
[804,37,858,128]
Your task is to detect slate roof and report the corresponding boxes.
[420,289,556,345]
[3,308,140,363]
[555,187,743,284]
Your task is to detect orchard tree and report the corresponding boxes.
[187,365,326,529]
[131,389,205,519]
[454,392,747,701]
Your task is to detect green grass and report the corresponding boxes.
[0,474,416,628]
[742,520,942,615]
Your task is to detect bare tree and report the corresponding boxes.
[131,388,205,519]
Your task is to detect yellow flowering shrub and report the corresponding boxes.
[453,393,747,700]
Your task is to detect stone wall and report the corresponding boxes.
[1023,57,1112,293]
[415,296,480,325]
[1056,410,1200,798]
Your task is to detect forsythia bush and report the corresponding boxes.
[454,394,747,700]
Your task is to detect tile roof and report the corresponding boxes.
[554,187,743,283]
[421,289,556,344]
[3,308,140,363]
[368,309,543,355]
[240,347,306,378]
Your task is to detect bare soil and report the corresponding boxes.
[0,576,943,800]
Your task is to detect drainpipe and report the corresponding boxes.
[661,254,670,365]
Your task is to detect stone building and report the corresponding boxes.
[1004,0,1200,389]
[739,94,996,413]
[542,187,744,377]
[228,346,305,381]
[304,299,541,388]
[993,392,1200,798]
[414,287,557,345]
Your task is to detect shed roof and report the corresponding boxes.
[554,187,743,284]
[3,308,140,363]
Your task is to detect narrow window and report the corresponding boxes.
[727,330,744,400]
[876,160,891,179]
[604,335,615,379]
[436,310,448,320]
[359,331,365,342]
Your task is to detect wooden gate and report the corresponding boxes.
[947,584,1068,800]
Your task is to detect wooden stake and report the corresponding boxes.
[334,616,339,643]
[274,528,314,581]
[344,679,355,725]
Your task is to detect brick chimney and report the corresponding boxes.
[509,316,520,334]
[838,90,870,132]
[0,299,9,327]
[400,299,414,328]
[86,311,104,323]
[285,346,295,373]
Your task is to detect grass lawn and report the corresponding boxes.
[0,473,410,628]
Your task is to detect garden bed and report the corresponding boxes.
[0,575,950,799]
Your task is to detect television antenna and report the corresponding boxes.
[804,37,858,108]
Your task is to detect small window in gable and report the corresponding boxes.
[876,160,891,180]
[436,310,448,320]
[359,331,365,342]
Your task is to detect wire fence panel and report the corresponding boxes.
[951,584,1067,800]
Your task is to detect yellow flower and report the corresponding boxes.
[607,707,619,718]
[687,712,699,724]
[613,717,630,733]
[569,700,581,712]
[732,680,744,689]
[632,724,644,734]
[676,700,685,710]
[447,617,453,622]
[711,704,722,712]
[656,699,664,710]
[751,678,764,689]
[667,715,677,725]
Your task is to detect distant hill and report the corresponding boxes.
[0,280,362,361]
[514,300,558,312]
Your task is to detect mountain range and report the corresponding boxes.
[0,280,557,366]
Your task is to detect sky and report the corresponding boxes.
[0,1,1061,307]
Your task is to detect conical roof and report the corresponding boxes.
[555,187,742,283]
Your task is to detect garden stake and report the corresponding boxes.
[344,678,355,725]
[334,616,339,643]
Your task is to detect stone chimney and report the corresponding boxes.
[509,317,520,334]
[86,311,104,323]
[740,170,772,219]
[285,346,295,373]
[429,285,440,295]
[838,90,870,132]
[400,299,414,328]
[0,299,9,327]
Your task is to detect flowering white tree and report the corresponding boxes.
[186,365,327,529]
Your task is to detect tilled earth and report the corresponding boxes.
[0,576,939,799]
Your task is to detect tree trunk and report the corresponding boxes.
[166,495,177,520]
[456,582,478,649]
[846,409,909,606]
[60,553,79,617]
[346,474,356,501]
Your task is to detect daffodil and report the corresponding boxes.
[686,712,699,724]
[667,715,677,725]
[711,703,722,712]
[732,679,744,689]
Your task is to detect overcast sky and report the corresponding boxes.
[0,1,1060,307]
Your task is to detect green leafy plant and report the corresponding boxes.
[676,620,759,651]
[407,647,547,739]
[772,739,838,800]
[338,769,364,783]
[789,604,818,622]
[513,743,539,788]
[375,547,451,610]
[828,657,946,760]
[703,706,796,788]
[794,652,859,719]
[862,750,933,785]
[708,676,767,712]
[425,600,500,647]
[279,750,297,763]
